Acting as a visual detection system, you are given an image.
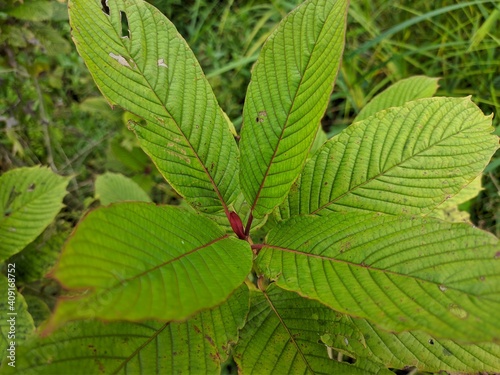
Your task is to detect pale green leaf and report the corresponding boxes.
[355,76,439,122]
[309,128,328,156]
[95,172,152,204]
[256,213,500,343]
[429,175,483,222]
[69,0,240,214]
[48,203,252,329]
[0,166,70,262]
[234,284,392,375]
[438,174,483,207]
[0,274,35,354]
[239,0,348,219]
[0,284,249,374]
[324,314,500,374]
[280,97,498,219]
[79,97,122,123]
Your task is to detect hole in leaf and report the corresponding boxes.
[342,355,356,364]
[101,0,110,15]
[120,11,130,38]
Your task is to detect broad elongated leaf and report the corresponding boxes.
[354,76,439,122]
[95,172,151,204]
[69,0,240,214]
[280,97,498,219]
[48,203,252,329]
[256,213,500,343]
[239,0,348,219]
[234,284,392,375]
[0,166,70,261]
[324,314,500,374]
[0,284,249,374]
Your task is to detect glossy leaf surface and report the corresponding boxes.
[95,172,151,205]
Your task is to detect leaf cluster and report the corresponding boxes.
[0,0,499,374]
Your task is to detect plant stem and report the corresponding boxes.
[244,212,253,236]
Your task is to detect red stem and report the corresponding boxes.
[244,213,254,236]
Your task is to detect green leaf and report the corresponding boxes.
[280,97,498,219]
[23,295,51,328]
[0,274,36,354]
[324,315,500,374]
[239,0,348,218]
[95,172,152,205]
[0,166,70,262]
[6,1,58,21]
[309,128,328,156]
[256,213,500,343]
[79,97,123,123]
[354,76,439,122]
[0,284,249,374]
[234,284,392,374]
[69,0,240,214]
[7,225,69,284]
[48,203,252,329]
[429,175,482,223]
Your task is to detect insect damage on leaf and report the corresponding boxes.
[109,52,131,67]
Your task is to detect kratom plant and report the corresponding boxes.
[2,0,500,373]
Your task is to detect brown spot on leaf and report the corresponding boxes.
[205,335,215,347]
